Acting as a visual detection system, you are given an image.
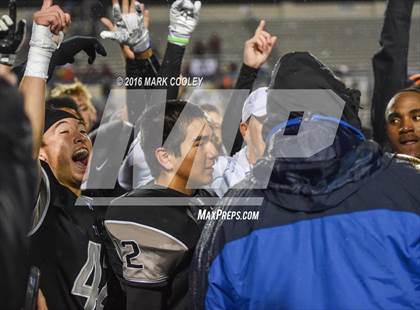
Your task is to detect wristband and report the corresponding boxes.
[24,46,53,79]
[167,35,189,46]
[24,23,62,79]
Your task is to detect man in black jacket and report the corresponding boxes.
[0,74,37,310]
[0,2,39,308]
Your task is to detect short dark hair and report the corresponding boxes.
[139,100,205,177]
[46,96,80,112]
[200,103,220,115]
[400,85,420,94]
[386,85,420,118]
[46,96,84,120]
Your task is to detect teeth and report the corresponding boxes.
[73,148,89,161]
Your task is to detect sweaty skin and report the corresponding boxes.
[156,118,218,195]
[39,118,92,196]
[240,116,266,165]
[385,91,420,158]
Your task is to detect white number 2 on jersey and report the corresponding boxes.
[72,241,107,310]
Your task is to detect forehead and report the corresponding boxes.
[42,118,78,139]
[54,117,83,128]
[184,118,211,140]
[248,115,264,128]
[207,110,222,123]
[389,92,420,114]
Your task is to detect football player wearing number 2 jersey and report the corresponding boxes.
[104,100,217,310]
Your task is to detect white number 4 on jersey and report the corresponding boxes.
[72,241,107,310]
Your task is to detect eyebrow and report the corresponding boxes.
[387,112,400,120]
[193,135,211,143]
[54,120,70,128]
[194,135,204,143]
[410,109,420,115]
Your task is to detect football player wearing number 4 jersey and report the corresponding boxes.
[20,1,114,310]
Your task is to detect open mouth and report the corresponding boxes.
[399,135,419,146]
[72,147,89,169]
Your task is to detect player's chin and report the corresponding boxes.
[71,163,88,184]
[196,171,213,186]
[397,143,420,158]
[205,167,214,181]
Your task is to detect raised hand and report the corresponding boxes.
[25,0,71,79]
[20,0,72,160]
[52,36,107,65]
[33,0,70,36]
[168,0,201,46]
[0,0,26,66]
[100,0,150,54]
[409,73,420,86]
[44,36,107,81]
[243,20,277,69]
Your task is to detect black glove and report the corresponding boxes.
[47,36,107,78]
[13,36,107,84]
[0,0,26,66]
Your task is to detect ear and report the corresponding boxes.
[239,122,249,140]
[155,147,174,171]
[38,148,48,163]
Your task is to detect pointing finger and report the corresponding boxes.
[255,20,265,35]
[42,0,53,10]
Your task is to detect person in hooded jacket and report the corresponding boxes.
[190,52,420,310]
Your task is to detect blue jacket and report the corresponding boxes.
[191,128,420,310]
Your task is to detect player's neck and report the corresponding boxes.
[155,173,193,196]
[57,178,81,196]
[63,183,81,197]
[246,146,257,165]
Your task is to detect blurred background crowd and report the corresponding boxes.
[2,0,419,135]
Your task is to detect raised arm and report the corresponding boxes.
[101,0,162,123]
[157,0,201,100]
[100,0,160,84]
[371,0,415,146]
[222,20,277,155]
[13,36,107,84]
[19,0,70,159]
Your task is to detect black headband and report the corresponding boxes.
[44,109,79,134]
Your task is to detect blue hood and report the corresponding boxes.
[251,124,387,212]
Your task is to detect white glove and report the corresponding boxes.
[168,0,201,46]
[100,1,149,54]
[24,22,63,79]
[0,15,13,33]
